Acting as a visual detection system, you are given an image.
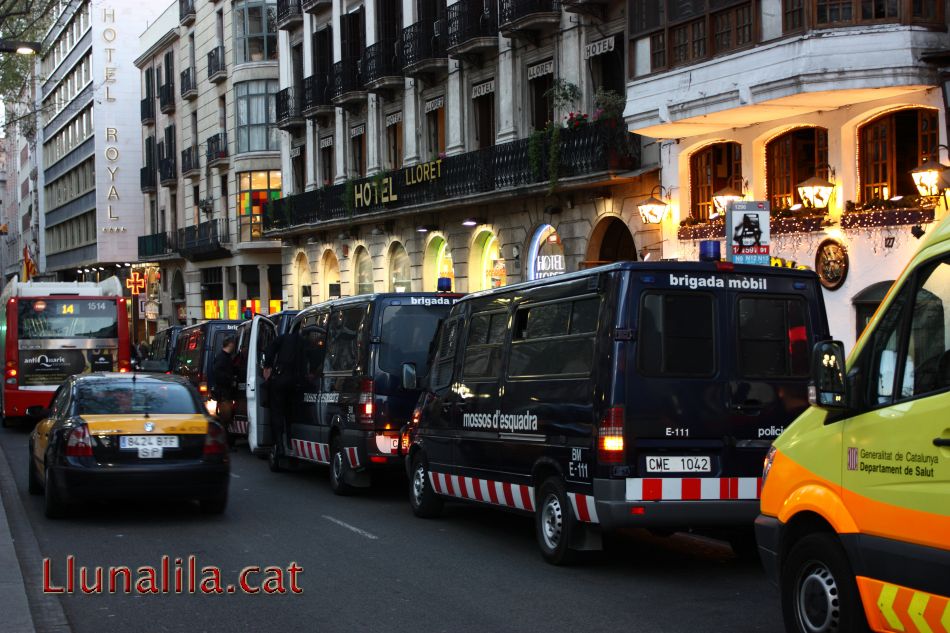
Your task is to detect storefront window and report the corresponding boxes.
[859,108,938,202]
[766,127,828,210]
[354,246,373,295]
[528,225,565,280]
[234,1,278,64]
[238,170,281,241]
[235,80,279,153]
[473,231,506,291]
[389,242,411,292]
[427,236,454,292]
[690,142,742,221]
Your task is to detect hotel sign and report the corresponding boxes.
[585,37,615,59]
[528,60,554,80]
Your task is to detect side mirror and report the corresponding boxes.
[26,406,49,420]
[809,340,848,409]
[402,362,417,390]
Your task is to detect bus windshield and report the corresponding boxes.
[17,299,118,340]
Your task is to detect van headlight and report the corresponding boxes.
[762,445,777,485]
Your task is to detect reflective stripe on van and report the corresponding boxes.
[625,477,762,501]
[430,471,535,512]
[292,439,330,464]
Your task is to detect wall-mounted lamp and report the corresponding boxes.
[461,217,486,227]
[637,185,671,224]
[712,184,745,215]
[370,225,385,236]
[910,144,950,205]
[416,224,438,233]
[797,164,836,210]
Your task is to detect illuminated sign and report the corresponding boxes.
[126,271,147,294]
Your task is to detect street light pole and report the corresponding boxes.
[0,40,41,55]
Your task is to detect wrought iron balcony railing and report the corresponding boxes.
[177,218,231,261]
[141,97,155,125]
[499,0,561,33]
[181,145,200,177]
[447,0,498,53]
[138,231,176,259]
[276,86,304,128]
[402,20,447,76]
[179,0,195,24]
[276,0,303,29]
[180,67,197,100]
[331,59,364,103]
[140,165,156,193]
[302,73,333,115]
[159,157,177,186]
[362,39,403,90]
[208,46,226,83]
[159,81,175,114]
[206,132,229,167]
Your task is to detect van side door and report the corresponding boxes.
[324,305,370,433]
[840,256,950,588]
[422,315,464,469]
[247,315,276,451]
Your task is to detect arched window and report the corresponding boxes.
[353,246,373,295]
[859,108,938,202]
[689,142,741,220]
[388,242,410,292]
[766,127,828,210]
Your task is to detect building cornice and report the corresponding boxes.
[134,29,180,69]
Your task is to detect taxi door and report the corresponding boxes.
[840,255,950,611]
[247,316,276,453]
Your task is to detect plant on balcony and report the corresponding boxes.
[547,125,561,194]
[592,87,625,122]
[198,198,214,215]
[528,129,545,181]
[565,112,589,129]
[343,179,355,215]
[545,79,580,114]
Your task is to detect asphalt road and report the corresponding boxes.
[1,425,782,633]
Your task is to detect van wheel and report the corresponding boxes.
[28,450,42,495]
[409,453,443,518]
[781,533,869,633]
[535,478,578,565]
[329,438,353,496]
[268,441,283,473]
[44,467,67,519]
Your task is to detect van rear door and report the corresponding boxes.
[247,316,276,453]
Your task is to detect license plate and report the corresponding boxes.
[644,455,711,473]
[119,436,179,449]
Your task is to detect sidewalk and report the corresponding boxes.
[0,441,37,633]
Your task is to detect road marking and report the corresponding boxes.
[322,515,378,540]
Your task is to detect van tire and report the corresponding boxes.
[409,453,443,518]
[781,533,870,633]
[28,450,42,495]
[535,478,578,566]
[268,441,283,472]
[329,437,353,496]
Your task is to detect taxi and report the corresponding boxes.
[756,218,950,632]
[27,373,230,518]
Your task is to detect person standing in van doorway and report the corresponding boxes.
[212,336,238,447]
[263,330,302,469]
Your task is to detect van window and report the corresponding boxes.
[509,297,600,377]
[179,330,203,372]
[326,306,368,372]
[378,305,446,376]
[638,293,715,376]
[737,297,810,377]
[431,317,461,390]
[147,331,167,361]
[462,311,507,380]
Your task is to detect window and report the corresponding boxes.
[528,64,553,131]
[766,127,829,210]
[234,0,278,63]
[320,138,334,186]
[473,86,495,149]
[326,306,368,372]
[238,171,281,241]
[354,246,373,294]
[690,142,742,221]
[645,0,754,71]
[426,105,445,158]
[859,108,938,202]
[431,318,461,390]
[508,297,601,377]
[386,117,403,170]
[462,311,507,380]
[350,128,366,178]
[737,298,810,377]
[639,293,716,376]
[378,305,446,375]
[235,80,279,153]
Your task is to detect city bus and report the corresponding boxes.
[0,276,131,426]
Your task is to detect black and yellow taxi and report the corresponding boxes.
[27,373,230,518]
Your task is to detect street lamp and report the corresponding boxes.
[910,144,950,202]
[797,164,836,210]
[712,185,745,216]
[637,185,671,224]
[0,40,40,55]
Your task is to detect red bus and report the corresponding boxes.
[0,276,131,425]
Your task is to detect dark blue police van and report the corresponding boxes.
[403,261,829,564]
[272,292,461,493]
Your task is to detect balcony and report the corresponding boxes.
[331,59,366,107]
[206,132,229,168]
[561,0,607,21]
[181,145,201,179]
[159,157,177,187]
[180,67,197,100]
[179,0,195,25]
[302,0,331,12]
[402,21,448,79]
[141,97,155,125]
[264,120,641,234]
[362,39,403,93]
[498,0,561,39]
[276,86,304,129]
[159,81,175,114]
[302,74,334,119]
[177,218,231,261]
[447,0,498,60]
[276,0,303,30]
[208,46,226,84]
[140,166,156,193]
[138,231,177,260]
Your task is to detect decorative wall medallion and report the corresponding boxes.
[815,238,849,290]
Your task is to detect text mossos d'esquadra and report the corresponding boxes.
[668,274,768,290]
[463,410,539,432]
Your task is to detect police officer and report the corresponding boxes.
[263,329,301,470]
[212,336,237,446]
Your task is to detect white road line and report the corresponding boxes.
[322,515,379,540]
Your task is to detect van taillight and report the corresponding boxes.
[598,406,625,464]
[65,425,94,457]
[358,378,374,422]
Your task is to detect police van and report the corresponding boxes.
[170,320,241,418]
[250,293,461,492]
[404,261,829,564]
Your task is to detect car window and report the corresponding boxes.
[326,306,368,372]
[736,297,810,378]
[431,317,462,390]
[508,297,600,377]
[639,292,716,377]
[462,311,508,380]
[866,283,912,405]
[76,381,200,415]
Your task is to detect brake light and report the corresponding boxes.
[370,456,387,464]
[715,261,735,271]
[358,378,374,422]
[203,422,228,457]
[412,407,422,424]
[5,368,16,377]
[199,383,208,395]
[598,406,625,464]
[65,425,94,457]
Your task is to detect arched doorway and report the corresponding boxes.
[388,241,411,292]
[321,249,340,300]
[469,230,506,291]
[423,235,455,291]
[294,251,312,308]
[353,246,374,295]
[585,217,636,266]
[527,224,566,280]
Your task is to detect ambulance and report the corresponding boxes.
[756,220,950,632]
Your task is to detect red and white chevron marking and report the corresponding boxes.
[346,447,360,468]
[429,472,536,511]
[291,439,330,464]
[625,477,762,501]
[228,419,249,435]
[567,493,599,523]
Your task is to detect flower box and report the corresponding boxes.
[840,208,935,229]
[770,215,826,234]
